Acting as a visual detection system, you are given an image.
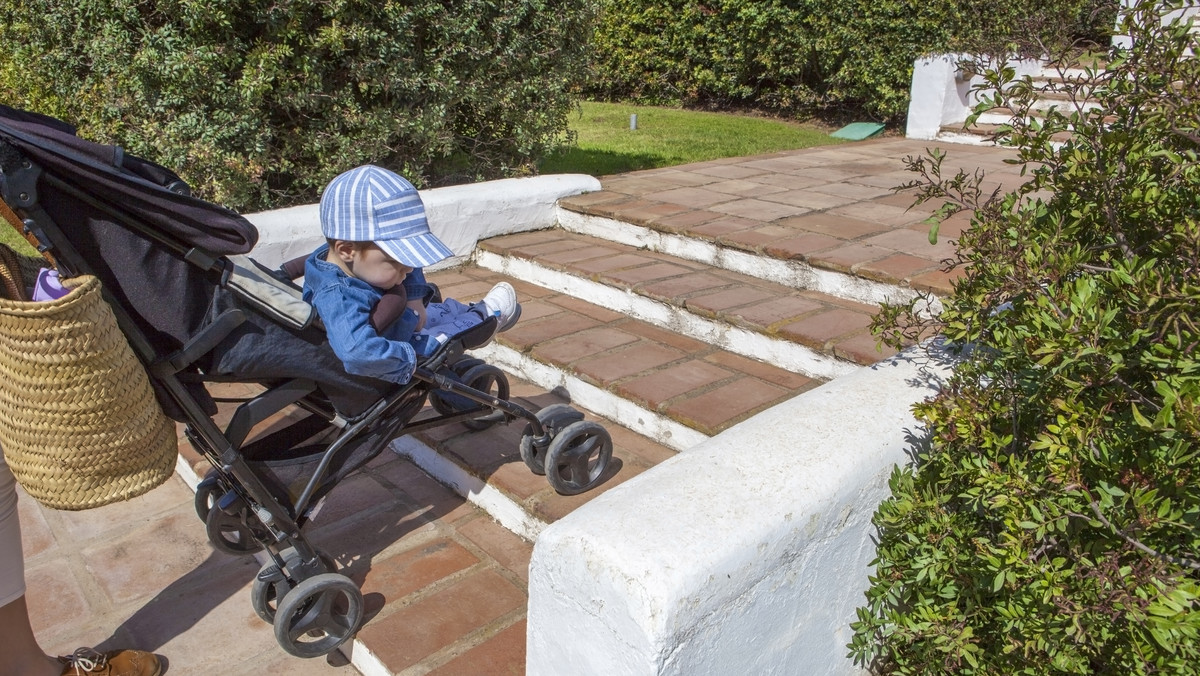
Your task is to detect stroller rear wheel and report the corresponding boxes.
[193,472,225,522]
[545,420,613,495]
[205,505,266,556]
[458,363,510,430]
[273,572,364,658]
[428,360,511,430]
[204,489,269,556]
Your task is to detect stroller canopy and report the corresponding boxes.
[0,105,257,256]
[0,105,259,351]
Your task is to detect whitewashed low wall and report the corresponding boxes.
[527,344,958,676]
[905,54,1043,140]
[242,173,600,268]
[1112,0,1199,49]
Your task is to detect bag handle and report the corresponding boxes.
[0,195,56,269]
[0,243,27,300]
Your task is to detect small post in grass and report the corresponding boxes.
[630,114,638,131]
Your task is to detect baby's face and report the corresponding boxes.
[347,243,413,289]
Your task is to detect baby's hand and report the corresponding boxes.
[408,298,427,331]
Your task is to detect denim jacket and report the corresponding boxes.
[302,244,430,384]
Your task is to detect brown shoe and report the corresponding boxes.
[58,648,161,676]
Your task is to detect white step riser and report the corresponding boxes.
[389,434,548,541]
[556,209,931,311]
[474,249,863,382]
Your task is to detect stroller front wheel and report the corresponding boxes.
[273,572,364,658]
[545,420,613,495]
[519,404,585,475]
[252,548,337,623]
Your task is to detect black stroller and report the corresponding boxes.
[0,106,613,658]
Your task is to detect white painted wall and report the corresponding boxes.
[527,342,958,676]
[1113,0,1199,49]
[906,54,1043,140]
[242,173,600,269]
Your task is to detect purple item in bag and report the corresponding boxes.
[31,268,69,302]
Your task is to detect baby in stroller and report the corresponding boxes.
[303,165,520,385]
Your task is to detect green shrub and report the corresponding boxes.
[585,0,1115,121]
[849,1,1200,673]
[0,0,599,211]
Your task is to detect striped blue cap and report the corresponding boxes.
[319,165,454,268]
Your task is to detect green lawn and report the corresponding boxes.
[0,224,37,256]
[540,101,842,176]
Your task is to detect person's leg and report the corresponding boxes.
[0,450,161,676]
[0,452,60,676]
[421,299,487,335]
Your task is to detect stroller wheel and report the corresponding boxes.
[520,404,584,475]
[428,358,489,416]
[545,420,613,496]
[193,472,225,523]
[458,363,510,431]
[251,562,292,624]
[449,357,486,377]
[274,573,364,658]
[194,479,220,523]
[205,502,266,556]
[251,549,336,624]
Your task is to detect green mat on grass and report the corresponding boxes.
[830,122,885,141]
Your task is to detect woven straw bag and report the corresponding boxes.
[0,244,177,510]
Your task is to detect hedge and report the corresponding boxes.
[0,0,599,211]
[585,0,1116,121]
[850,1,1200,672]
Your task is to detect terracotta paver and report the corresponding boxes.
[616,361,735,409]
[779,308,876,348]
[667,377,792,435]
[357,569,525,672]
[573,343,687,386]
[709,197,809,221]
[500,309,601,348]
[763,233,843,260]
[685,286,777,314]
[639,271,732,301]
[425,618,526,676]
[646,186,738,207]
[730,296,825,329]
[532,326,640,365]
[856,253,941,284]
[557,137,1022,294]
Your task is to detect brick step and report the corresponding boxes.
[176,372,681,540]
[432,264,826,442]
[974,97,1103,125]
[554,142,971,301]
[476,229,899,376]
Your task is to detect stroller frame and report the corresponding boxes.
[0,107,612,658]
